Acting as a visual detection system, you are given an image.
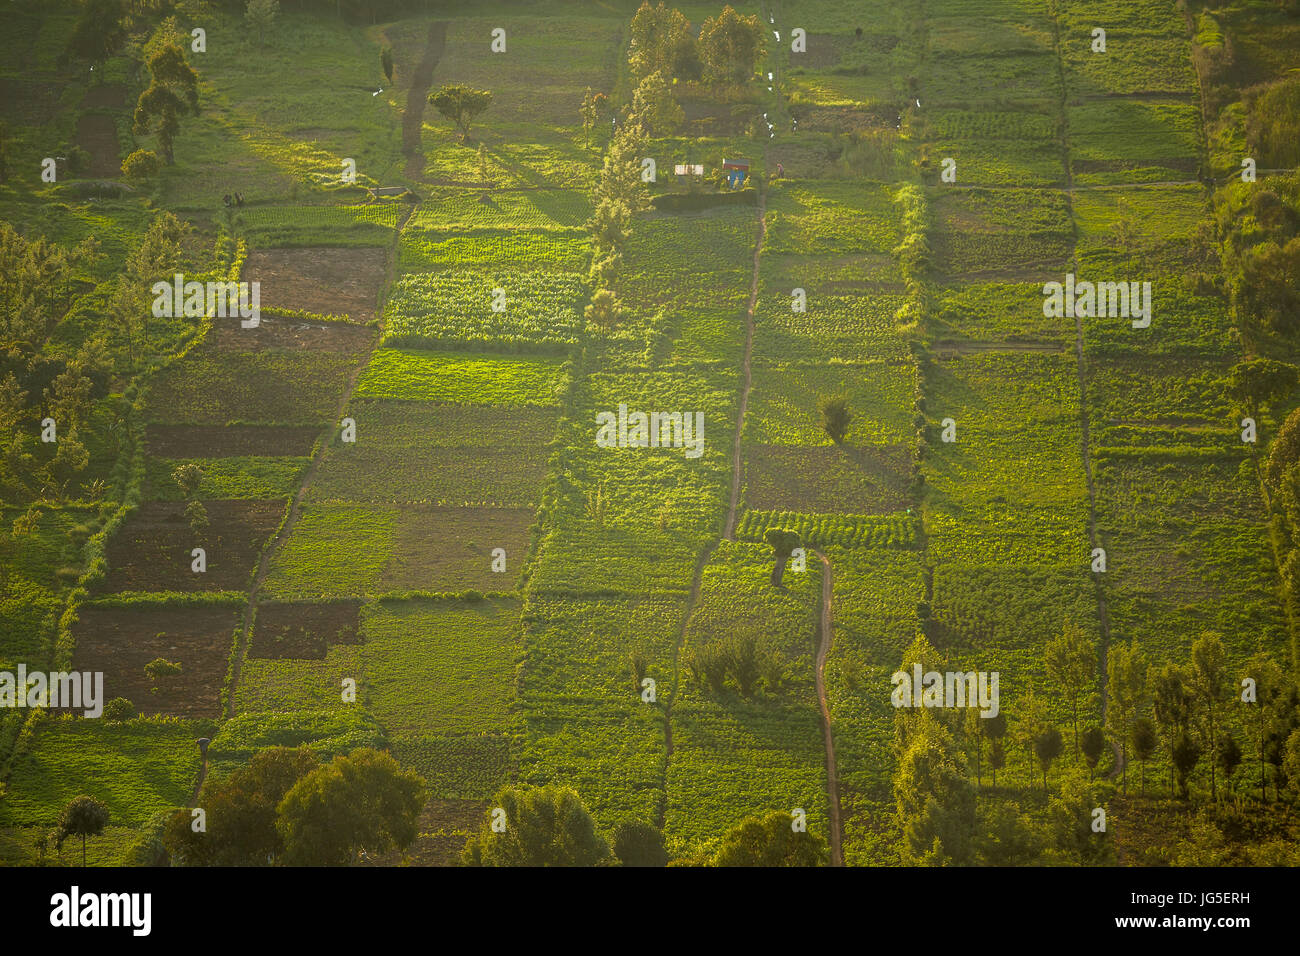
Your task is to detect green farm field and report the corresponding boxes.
[1,0,1299,892]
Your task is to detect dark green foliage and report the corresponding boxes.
[462,785,609,867]
[712,810,826,866]
[56,795,110,866]
[612,820,668,867]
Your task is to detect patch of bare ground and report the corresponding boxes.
[71,605,239,718]
[207,314,376,353]
[249,600,362,659]
[241,247,389,323]
[103,500,285,593]
[75,114,119,178]
[146,424,321,458]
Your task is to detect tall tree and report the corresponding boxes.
[57,795,110,866]
[246,0,280,44]
[1131,717,1157,794]
[1190,632,1228,800]
[1033,725,1064,791]
[697,5,766,87]
[1106,640,1146,793]
[428,84,492,140]
[764,527,801,587]
[579,88,608,147]
[818,394,853,444]
[67,0,126,66]
[628,70,683,137]
[132,43,199,164]
[893,714,975,865]
[1151,662,1193,797]
[1044,619,1097,757]
[1228,357,1299,430]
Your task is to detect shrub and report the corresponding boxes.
[121,149,162,180]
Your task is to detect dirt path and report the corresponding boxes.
[402,21,447,180]
[722,188,767,540]
[1046,0,1115,739]
[658,182,768,830]
[813,549,843,866]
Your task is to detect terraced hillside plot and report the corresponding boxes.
[384,505,535,592]
[363,598,519,736]
[243,246,389,322]
[103,500,285,593]
[923,108,1063,186]
[382,270,584,351]
[1057,0,1196,95]
[1066,100,1202,184]
[932,281,1073,343]
[249,600,362,659]
[764,182,900,258]
[355,348,568,406]
[518,595,682,826]
[666,542,828,853]
[235,204,400,249]
[0,719,203,828]
[753,287,908,364]
[823,548,926,865]
[236,598,519,738]
[744,362,913,446]
[924,353,1091,567]
[527,523,710,597]
[408,188,590,231]
[144,456,308,502]
[744,444,912,515]
[72,603,240,718]
[206,315,377,353]
[400,228,591,274]
[143,346,364,426]
[146,424,321,459]
[930,187,1073,278]
[306,401,556,506]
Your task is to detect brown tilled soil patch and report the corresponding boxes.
[207,314,376,353]
[146,424,322,459]
[744,444,911,514]
[82,85,127,108]
[75,113,120,178]
[242,247,388,322]
[384,505,534,592]
[681,99,758,137]
[249,600,363,659]
[104,500,285,593]
[71,605,239,718]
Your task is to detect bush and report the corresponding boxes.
[121,149,162,180]
[102,697,135,722]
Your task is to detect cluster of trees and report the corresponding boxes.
[685,630,784,698]
[461,785,825,866]
[1222,185,1300,351]
[160,746,424,866]
[628,2,767,88]
[0,224,107,501]
[890,636,1110,865]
